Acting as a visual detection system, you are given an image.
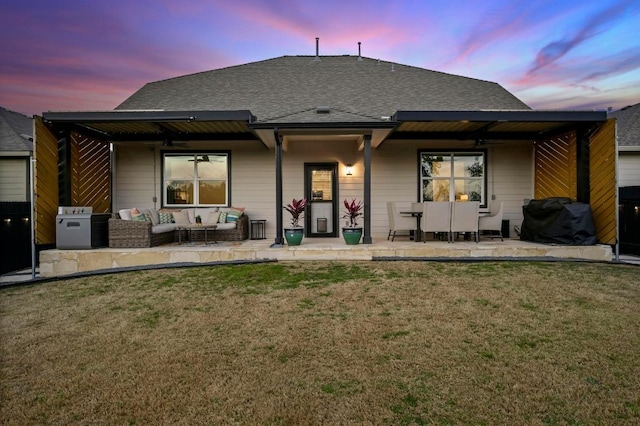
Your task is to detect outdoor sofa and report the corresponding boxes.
[108,207,248,248]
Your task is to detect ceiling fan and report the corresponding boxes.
[474,138,504,147]
[142,138,188,147]
[188,155,210,163]
[162,138,188,147]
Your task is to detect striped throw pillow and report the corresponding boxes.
[226,209,243,222]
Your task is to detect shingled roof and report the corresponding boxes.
[0,107,32,153]
[610,102,640,148]
[116,55,530,124]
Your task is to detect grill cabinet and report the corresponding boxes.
[56,207,110,249]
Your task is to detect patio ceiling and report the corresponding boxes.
[42,110,258,142]
[391,110,609,140]
[41,109,609,146]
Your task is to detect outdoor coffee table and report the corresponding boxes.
[176,224,217,245]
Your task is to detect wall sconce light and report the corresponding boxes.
[3,218,11,224]
[345,164,353,176]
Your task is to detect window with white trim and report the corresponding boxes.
[163,152,229,207]
[420,151,486,205]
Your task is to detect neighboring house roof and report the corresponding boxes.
[610,102,640,149]
[117,55,531,124]
[0,107,33,153]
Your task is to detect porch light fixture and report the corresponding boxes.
[345,164,353,176]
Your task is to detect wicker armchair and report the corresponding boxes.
[108,214,175,248]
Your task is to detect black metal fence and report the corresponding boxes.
[0,202,32,275]
[619,186,640,256]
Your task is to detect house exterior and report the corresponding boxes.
[610,102,640,256]
[0,107,33,274]
[0,107,33,202]
[610,102,640,187]
[34,54,617,249]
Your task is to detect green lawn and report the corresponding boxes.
[1,261,639,425]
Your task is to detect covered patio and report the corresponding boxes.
[39,237,612,278]
[30,56,619,277]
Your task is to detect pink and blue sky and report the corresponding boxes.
[1,0,638,117]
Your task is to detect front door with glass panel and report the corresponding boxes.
[304,163,338,237]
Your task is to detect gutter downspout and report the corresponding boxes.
[271,128,284,247]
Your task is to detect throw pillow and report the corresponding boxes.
[226,209,243,222]
[207,211,221,224]
[147,209,160,225]
[159,211,175,224]
[119,209,133,221]
[172,210,190,225]
[132,212,150,222]
[218,211,228,223]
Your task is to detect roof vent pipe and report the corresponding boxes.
[314,37,320,61]
[358,42,362,61]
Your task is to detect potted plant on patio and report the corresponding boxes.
[283,198,307,246]
[342,198,363,244]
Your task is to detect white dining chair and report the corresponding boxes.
[451,201,480,243]
[387,201,415,241]
[421,201,451,242]
[479,201,504,241]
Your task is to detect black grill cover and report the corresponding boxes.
[520,198,597,245]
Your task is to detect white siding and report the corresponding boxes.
[489,143,534,237]
[0,158,29,202]
[113,138,535,241]
[619,153,640,187]
[113,144,155,211]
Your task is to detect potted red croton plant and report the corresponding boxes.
[283,198,307,246]
[341,198,363,244]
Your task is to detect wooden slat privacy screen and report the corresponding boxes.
[534,122,618,245]
[70,132,111,213]
[34,121,112,245]
[589,119,617,245]
[534,131,577,200]
[34,116,59,245]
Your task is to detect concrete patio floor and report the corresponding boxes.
[34,236,616,279]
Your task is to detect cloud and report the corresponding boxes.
[526,1,630,75]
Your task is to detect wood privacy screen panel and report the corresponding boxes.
[589,119,617,245]
[534,122,618,245]
[70,132,111,213]
[34,116,59,245]
[34,121,112,245]
[534,131,577,200]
